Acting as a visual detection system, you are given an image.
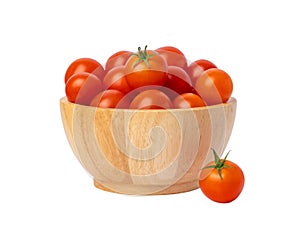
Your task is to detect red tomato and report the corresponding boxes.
[105,51,132,71]
[65,58,104,83]
[195,68,233,105]
[155,46,188,69]
[199,149,245,203]
[90,89,129,108]
[102,66,131,94]
[129,89,173,109]
[125,46,168,89]
[173,93,206,108]
[164,66,193,97]
[187,59,217,85]
[65,72,102,105]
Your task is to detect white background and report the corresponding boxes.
[1,0,299,242]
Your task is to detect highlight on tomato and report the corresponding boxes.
[105,50,132,72]
[164,66,193,98]
[173,93,206,108]
[195,68,233,105]
[65,72,102,105]
[64,57,104,83]
[155,46,188,70]
[89,89,130,109]
[199,149,245,203]
[125,46,168,90]
[187,59,217,85]
[102,66,132,94]
[129,89,173,109]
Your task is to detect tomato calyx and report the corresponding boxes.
[202,149,231,180]
[132,45,156,68]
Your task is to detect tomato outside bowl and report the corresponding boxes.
[60,97,237,195]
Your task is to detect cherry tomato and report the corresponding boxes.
[90,89,129,108]
[195,68,233,105]
[155,46,188,69]
[102,66,131,94]
[199,149,245,203]
[105,50,132,71]
[125,46,168,90]
[129,89,173,109]
[173,93,206,108]
[187,59,217,85]
[65,72,102,105]
[164,66,193,97]
[64,58,104,83]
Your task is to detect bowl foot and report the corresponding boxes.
[93,179,199,195]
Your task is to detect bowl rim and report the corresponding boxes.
[60,96,236,113]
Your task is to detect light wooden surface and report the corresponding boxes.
[60,97,237,195]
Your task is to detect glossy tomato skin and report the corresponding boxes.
[89,89,129,108]
[105,51,132,71]
[65,72,102,105]
[199,160,245,203]
[102,66,131,94]
[129,89,173,109]
[187,59,217,85]
[164,66,193,98]
[155,46,188,70]
[125,49,168,90]
[173,93,206,108]
[65,58,104,83]
[195,68,233,105]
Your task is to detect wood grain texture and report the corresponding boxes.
[60,97,237,195]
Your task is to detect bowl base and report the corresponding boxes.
[93,179,199,195]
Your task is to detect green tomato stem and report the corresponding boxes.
[202,148,232,180]
[132,45,156,69]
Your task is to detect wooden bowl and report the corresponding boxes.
[60,97,236,195]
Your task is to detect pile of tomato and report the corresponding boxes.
[64,45,233,109]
